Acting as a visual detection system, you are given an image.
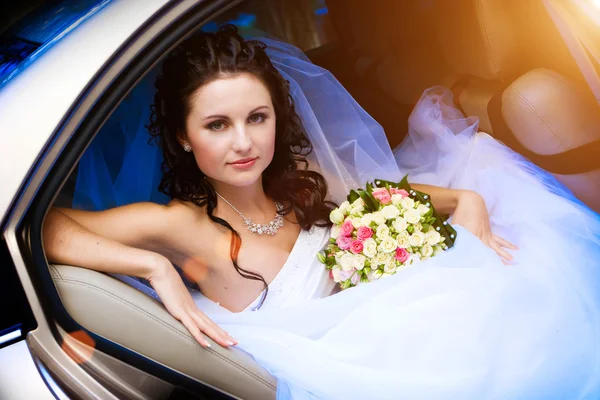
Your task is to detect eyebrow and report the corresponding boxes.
[202,105,270,121]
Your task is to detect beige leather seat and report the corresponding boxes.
[432,0,600,212]
[51,264,277,399]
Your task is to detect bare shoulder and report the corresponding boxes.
[163,199,214,232]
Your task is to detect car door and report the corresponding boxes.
[1,0,340,398]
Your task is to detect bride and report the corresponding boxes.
[43,25,600,399]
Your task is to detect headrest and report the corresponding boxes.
[433,0,523,80]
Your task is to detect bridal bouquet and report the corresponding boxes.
[318,176,457,289]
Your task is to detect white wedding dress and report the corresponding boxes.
[116,86,600,399]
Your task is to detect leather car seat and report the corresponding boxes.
[431,0,600,212]
[50,264,277,400]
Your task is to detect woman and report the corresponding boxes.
[44,26,600,399]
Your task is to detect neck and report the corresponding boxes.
[209,177,273,216]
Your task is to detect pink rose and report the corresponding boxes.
[390,188,409,198]
[372,188,392,204]
[395,247,410,263]
[340,219,354,237]
[336,235,353,250]
[350,240,364,254]
[329,270,334,280]
[356,226,373,241]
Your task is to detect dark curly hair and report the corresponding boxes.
[147,25,335,308]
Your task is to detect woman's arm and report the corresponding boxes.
[43,206,237,348]
[410,183,470,215]
[412,184,517,263]
[43,208,165,279]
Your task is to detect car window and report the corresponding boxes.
[0,0,110,87]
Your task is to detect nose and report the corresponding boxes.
[231,123,252,153]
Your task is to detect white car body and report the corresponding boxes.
[0,1,172,398]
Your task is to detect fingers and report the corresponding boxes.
[493,235,518,250]
[180,314,212,348]
[489,238,514,264]
[189,311,238,348]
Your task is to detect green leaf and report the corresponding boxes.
[348,190,360,204]
[358,189,377,212]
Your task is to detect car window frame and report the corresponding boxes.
[2,0,247,398]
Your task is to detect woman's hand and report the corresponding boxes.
[147,257,238,348]
[451,191,518,264]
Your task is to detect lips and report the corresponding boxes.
[229,157,258,169]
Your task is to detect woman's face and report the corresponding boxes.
[183,72,277,188]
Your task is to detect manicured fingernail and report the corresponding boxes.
[206,343,211,348]
[228,341,235,346]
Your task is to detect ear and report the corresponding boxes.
[176,130,188,147]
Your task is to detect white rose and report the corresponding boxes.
[360,214,374,227]
[417,204,430,216]
[376,224,390,238]
[391,194,404,206]
[339,253,356,271]
[362,238,378,258]
[392,217,408,233]
[351,217,363,229]
[354,254,367,270]
[331,267,344,283]
[383,261,397,274]
[368,269,383,281]
[338,201,351,215]
[330,224,341,239]
[329,209,345,225]
[371,252,391,267]
[406,253,422,266]
[420,244,434,258]
[352,198,365,207]
[371,211,386,225]
[401,197,415,210]
[425,230,442,246]
[378,236,397,253]
[381,205,401,220]
[396,231,411,248]
[404,209,421,224]
[350,204,364,216]
[409,231,426,247]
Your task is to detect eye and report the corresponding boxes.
[207,120,227,131]
[248,113,267,124]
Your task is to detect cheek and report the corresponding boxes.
[259,119,277,159]
[189,135,227,175]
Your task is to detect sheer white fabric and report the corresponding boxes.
[105,39,600,398]
[199,87,600,399]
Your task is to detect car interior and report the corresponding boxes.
[43,0,600,399]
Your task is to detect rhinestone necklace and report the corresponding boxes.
[216,192,284,235]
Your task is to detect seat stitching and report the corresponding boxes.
[49,264,63,279]
[505,89,568,150]
[505,89,600,186]
[475,0,497,76]
[55,277,276,390]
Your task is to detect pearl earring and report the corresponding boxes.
[183,143,192,152]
